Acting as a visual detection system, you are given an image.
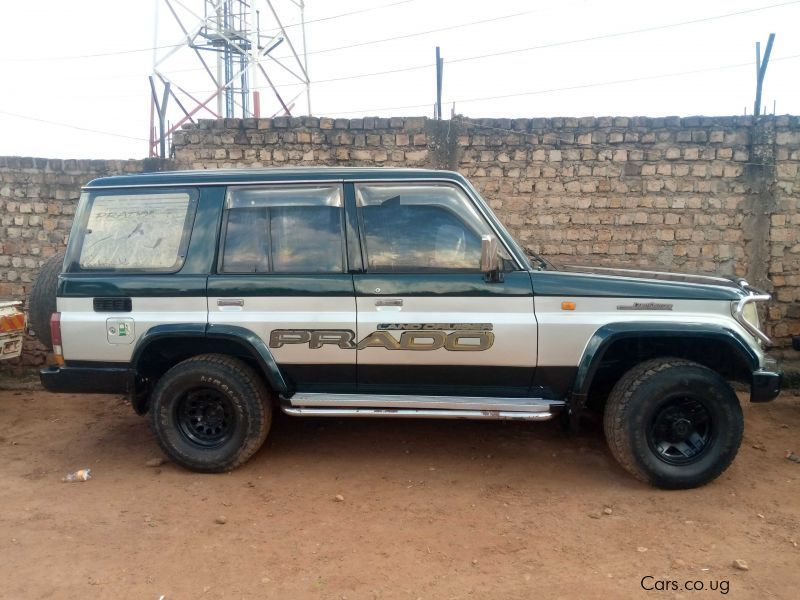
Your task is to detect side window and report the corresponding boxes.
[221,185,345,274]
[77,190,196,271]
[356,183,508,273]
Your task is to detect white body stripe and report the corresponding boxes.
[535,296,764,367]
[57,293,762,371]
[355,296,536,367]
[57,297,207,362]
[208,296,356,365]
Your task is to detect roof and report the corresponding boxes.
[84,167,467,188]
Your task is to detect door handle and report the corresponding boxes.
[375,298,403,307]
[217,298,244,307]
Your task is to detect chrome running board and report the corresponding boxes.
[281,406,557,421]
[289,392,563,412]
[283,393,566,421]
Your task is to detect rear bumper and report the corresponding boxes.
[751,369,782,402]
[40,364,132,395]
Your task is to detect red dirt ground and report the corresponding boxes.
[1,386,798,599]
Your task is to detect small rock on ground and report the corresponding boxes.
[145,458,165,468]
[732,559,749,571]
[334,494,345,502]
[215,515,227,525]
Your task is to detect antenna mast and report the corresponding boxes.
[149,0,311,158]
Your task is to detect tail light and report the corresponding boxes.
[50,313,64,366]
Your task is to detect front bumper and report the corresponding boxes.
[40,364,132,395]
[751,369,782,402]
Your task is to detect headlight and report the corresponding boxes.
[741,301,760,330]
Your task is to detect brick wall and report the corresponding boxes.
[0,157,160,364]
[2,114,799,365]
[172,114,800,355]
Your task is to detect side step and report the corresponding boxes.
[282,393,566,421]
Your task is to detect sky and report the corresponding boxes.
[1,0,799,159]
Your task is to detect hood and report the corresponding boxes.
[559,264,748,289]
[530,263,753,301]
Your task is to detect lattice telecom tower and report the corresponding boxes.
[149,0,310,158]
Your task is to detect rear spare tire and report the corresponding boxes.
[604,358,743,490]
[28,250,65,349]
[149,354,272,472]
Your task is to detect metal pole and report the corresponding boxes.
[266,1,310,87]
[435,46,443,120]
[149,93,156,157]
[250,3,260,118]
[300,0,311,115]
[151,0,160,156]
[754,33,775,117]
[215,1,224,117]
[152,0,160,72]
[149,76,171,158]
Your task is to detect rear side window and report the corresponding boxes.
[77,190,196,271]
[221,185,345,274]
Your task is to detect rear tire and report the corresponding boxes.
[604,358,743,489]
[149,354,272,473]
[28,250,65,349]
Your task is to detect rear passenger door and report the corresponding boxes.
[59,188,207,364]
[207,184,357,392]
[352,182,537,397]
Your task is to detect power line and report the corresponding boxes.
[0,0,417,63]
[152,0,799,85]
[246,0,800,90]
[0,109,148,141]
[4,57,796,146]
[450,54,800,106]
[445,0,800,68]
[270,8,541,60]
[108,7,539,80]
[324,53,800,116]
[0,43,183,63]
[263,0,418,32]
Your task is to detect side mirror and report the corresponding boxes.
[480,235,503,282]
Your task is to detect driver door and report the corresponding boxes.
[352,181,537,397]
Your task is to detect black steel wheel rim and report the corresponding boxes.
[647,395,714,465]
[176,388,236,448]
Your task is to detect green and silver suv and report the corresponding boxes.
[37,167,782,488]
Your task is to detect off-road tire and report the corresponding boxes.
[28,250,65,349]
[604,358,743,490]
[149,354,272,473]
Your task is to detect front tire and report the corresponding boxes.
[604,358,743,489]
[149,354,272,473]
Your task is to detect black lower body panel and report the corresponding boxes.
[750,369,782,402]
[357,365,535,397]
[40,364,132,394]
[280,363,357,393]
